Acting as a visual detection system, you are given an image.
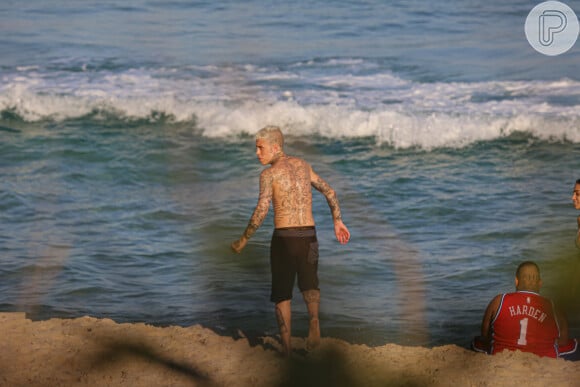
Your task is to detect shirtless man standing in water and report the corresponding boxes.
[232,126,350,356]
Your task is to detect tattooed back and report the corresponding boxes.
[267,156,315,228]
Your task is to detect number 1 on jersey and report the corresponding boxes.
[517,317,529,345]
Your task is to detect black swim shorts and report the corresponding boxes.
[270,226,319,303]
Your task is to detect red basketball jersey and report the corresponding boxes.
[491,291,560,357]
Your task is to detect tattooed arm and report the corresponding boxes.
[232,169,273,253]
[310,168,350,244]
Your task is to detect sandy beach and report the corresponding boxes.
[1,312,579,386]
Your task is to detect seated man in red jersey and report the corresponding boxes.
[472,261,579,360]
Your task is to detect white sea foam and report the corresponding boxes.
[1,63,579,148]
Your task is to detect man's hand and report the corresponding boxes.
[334,221,350,245]
[472,335,491,353]
[231,237,247,254]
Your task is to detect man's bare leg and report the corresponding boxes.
[302,289,321,350]
[275,300,292,356]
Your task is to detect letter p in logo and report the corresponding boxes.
[540,10,567,46]
[525,1,579,56]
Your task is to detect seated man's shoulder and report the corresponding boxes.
[490,293,504,304]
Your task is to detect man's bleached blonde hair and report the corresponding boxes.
[256,125,284,148]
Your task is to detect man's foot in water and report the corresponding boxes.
[306,317,320,351]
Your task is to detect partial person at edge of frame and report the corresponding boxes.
[572,178,580,248]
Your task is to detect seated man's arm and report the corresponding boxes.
[555,305,570,346]
[555,305,580,360]
[473,295,501,353]
[481,295,501,339]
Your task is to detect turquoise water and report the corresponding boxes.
[1,0,580,348]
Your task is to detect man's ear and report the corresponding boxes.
[514,277,519,288]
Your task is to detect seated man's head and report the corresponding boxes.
[515,261,542,292]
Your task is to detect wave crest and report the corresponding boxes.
[2,62,579,148]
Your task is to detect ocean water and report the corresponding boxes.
[1,0,580,348]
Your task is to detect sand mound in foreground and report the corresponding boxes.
[1,312,579,386]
